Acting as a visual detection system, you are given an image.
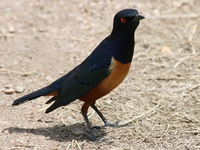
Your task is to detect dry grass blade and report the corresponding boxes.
[120,100,162,125]
[75,140,82,150]
[189,84,200,91]
[0,69,36,76]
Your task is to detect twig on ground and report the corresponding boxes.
[0,69,36,76]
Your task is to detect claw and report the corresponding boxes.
[93,120,129,129]
[85,134,113,143]
[85,133,99,141]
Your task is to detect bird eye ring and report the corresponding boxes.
[120,18,126,23]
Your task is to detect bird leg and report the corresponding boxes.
[81,102,99,141]
[90,104,129,129]
[82,114,99,141]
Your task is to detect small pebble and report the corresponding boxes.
[2,129,9,134]
[15,86,24,93]
[8,25,15,33]
[5,88,15,94]
[5,84,12,89]
[38,28,47,32]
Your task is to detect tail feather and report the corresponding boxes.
[45,96,57,104]
[45,100,60,113]
[12,86,57,105]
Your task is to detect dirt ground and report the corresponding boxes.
[0,0,200,149]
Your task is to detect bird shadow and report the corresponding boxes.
[4,123,107,142]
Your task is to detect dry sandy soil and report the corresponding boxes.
[0,0,200,149]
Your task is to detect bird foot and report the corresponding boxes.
[93,120,129,129]
[85,134,113,143]
[85,134,99,141]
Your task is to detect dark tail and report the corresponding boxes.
[45,100,60,114]
[12,86,57,106]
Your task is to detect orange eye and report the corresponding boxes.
[120,18,126,23]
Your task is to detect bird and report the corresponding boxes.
[12,9,144,141]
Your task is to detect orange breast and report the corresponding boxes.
[79,57,131,102]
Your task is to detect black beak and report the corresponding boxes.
[133,14,145,21]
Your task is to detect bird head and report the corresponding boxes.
[111,9,145,36]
